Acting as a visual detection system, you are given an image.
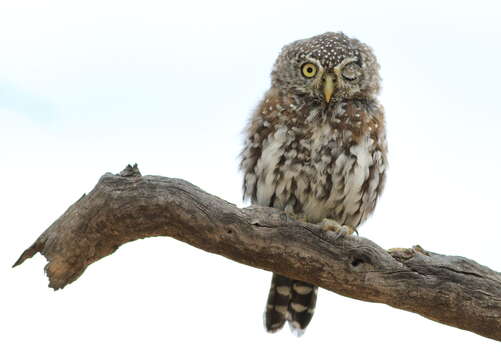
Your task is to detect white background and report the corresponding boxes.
[2,0,501,358]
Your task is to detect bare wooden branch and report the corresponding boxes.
[14,164,501,341]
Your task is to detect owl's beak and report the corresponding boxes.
[323,75,335,103]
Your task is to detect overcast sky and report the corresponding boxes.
[2,0,501,358]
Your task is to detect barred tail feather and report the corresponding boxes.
[264,274,292,332]
[264,274,317,335]
[288,280,317,336]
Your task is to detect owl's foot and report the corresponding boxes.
[320,218,357,236]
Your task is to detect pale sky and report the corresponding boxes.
[2,0,501,358]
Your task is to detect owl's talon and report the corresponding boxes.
[320,218,356,236]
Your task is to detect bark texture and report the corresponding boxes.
[14,165,501,341]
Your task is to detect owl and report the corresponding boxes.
[240,32,388,334]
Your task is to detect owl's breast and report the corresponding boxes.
[249,113,385,227]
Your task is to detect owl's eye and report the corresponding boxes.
[301,63,318,78]
[341,63,362,81]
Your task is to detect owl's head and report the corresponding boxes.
[271,32,380,102]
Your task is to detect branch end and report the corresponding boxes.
[13,242,41,267]
[44,258,85,290]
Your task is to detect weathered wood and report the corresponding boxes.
[14,164,501,341]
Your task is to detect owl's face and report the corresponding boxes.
[271,32,380,103]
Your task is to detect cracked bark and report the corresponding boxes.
[13,164,501,341]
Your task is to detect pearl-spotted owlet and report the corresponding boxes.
[240,32,388,335]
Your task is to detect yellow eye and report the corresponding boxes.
[301,63,317,78]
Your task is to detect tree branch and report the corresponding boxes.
[14,164,501,341]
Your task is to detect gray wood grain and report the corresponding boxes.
[13,165,501,341]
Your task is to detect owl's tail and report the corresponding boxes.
[264,273,318,335]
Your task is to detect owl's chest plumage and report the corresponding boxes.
[241,92,387,228]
